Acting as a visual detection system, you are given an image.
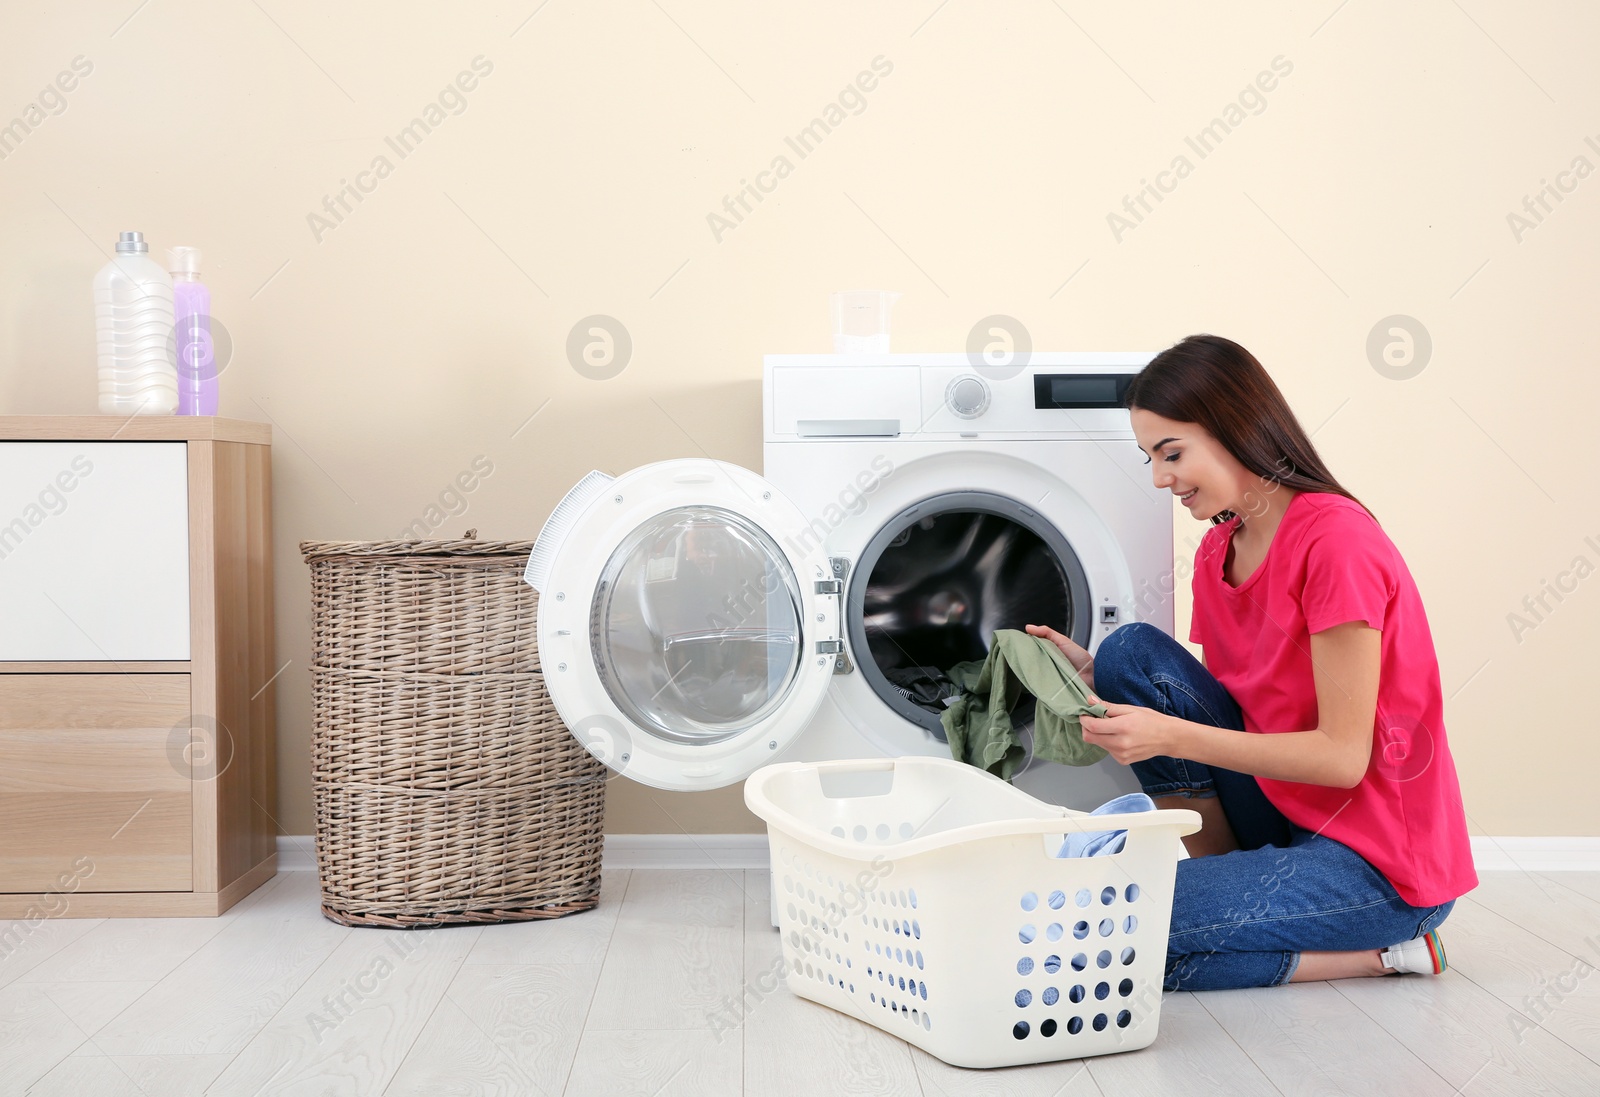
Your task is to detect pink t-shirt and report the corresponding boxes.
[1189,490,1477,907]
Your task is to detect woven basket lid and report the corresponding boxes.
[300,532,535,560]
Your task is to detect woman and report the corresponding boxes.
[1027,333,1475,991]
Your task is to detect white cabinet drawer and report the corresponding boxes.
[0,442,190,660]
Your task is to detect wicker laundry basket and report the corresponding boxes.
[300,535,606,928]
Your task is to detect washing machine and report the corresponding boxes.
[523,352,1173,808]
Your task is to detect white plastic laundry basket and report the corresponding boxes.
[744,756,1201,1069]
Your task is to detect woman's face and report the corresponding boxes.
[1130,408,1247,522]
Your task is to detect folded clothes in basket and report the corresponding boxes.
[1058,792,1156,857]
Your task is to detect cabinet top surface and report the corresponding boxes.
[0,416,271,444]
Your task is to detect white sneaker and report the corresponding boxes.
[1380,929,1448,975]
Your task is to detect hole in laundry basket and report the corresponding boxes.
[1073,921,1089,940]
[1069,985,1085,1004]
[831,826,846,839]
[1044,955,1062,974]
[911,1007,919,1025]
[1095,982,1110,1000]
[1017,957,1034,976]
[899,822,915,839]
[1075,888,1092,908]
[895,948,904,963]
[912,920,922,939]
[915,951,925,969]
[1071,954,1087,972]
[1042,986,1059,1006]
[870,992,877,1003]
[1015,989,1032,1008]
[898,975,906,990]
[1119,978,1134,997]
[1097,951,1112,968]
[783,875,794,893]
[923,1013,932,1031]
[1118,1009,1132,1028]
[853,825,868,842]
[1125,883,1140,903]
[807,889,817,904]
[1125,914,1139,934]
[1013,1021,1030,1040]
[1046,923,1064,942]
[1067,1016,1083,1035]
[899,890,909,907]
[1041,1018,1058,1037]
[1099,918,1115,937]
[788,931,799,948]
[1048,890,1067,910]
[889,892,899,908]
[1021,891,1039,911]
[1101,886,1117,905]
[806,963,815,978]
[876,823,891,840]
[1121,947,1136,965]
[786,903,797,920]
[849,982,855,992]
[1093,1013,1108,1032]
[920,982,928,1000]
[1019,924,1037,944]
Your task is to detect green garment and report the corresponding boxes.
[940,629,1109,781]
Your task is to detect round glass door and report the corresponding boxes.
[590,505,804,745]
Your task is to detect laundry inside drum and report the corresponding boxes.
[854,501,1083,739]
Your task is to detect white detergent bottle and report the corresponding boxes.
[95,231,177,414]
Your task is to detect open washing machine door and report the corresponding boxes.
[524,459,840,791]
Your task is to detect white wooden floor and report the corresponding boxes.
[3,867,1599,1096]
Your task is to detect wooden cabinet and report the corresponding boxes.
[0,417,277,917]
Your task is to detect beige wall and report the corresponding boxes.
[2,3,1595,839]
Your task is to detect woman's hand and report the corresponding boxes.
[1079,701,1178,765]
[1024,623,1095,691]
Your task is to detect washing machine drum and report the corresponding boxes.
[848,492,1091,736]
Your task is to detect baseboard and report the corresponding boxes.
[276,835,1600,874]
[1468,836,1600,872]
[275,835,318,873]
[601,834,770,870]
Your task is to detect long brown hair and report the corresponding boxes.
[1124,334,1374,526]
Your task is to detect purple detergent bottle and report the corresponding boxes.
[168,246,217,415]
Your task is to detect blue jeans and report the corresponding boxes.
[1091,622,1456,991]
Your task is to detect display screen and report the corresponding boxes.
[1033,374,1131,409]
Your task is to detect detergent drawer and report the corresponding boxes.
[0,441,190,661]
